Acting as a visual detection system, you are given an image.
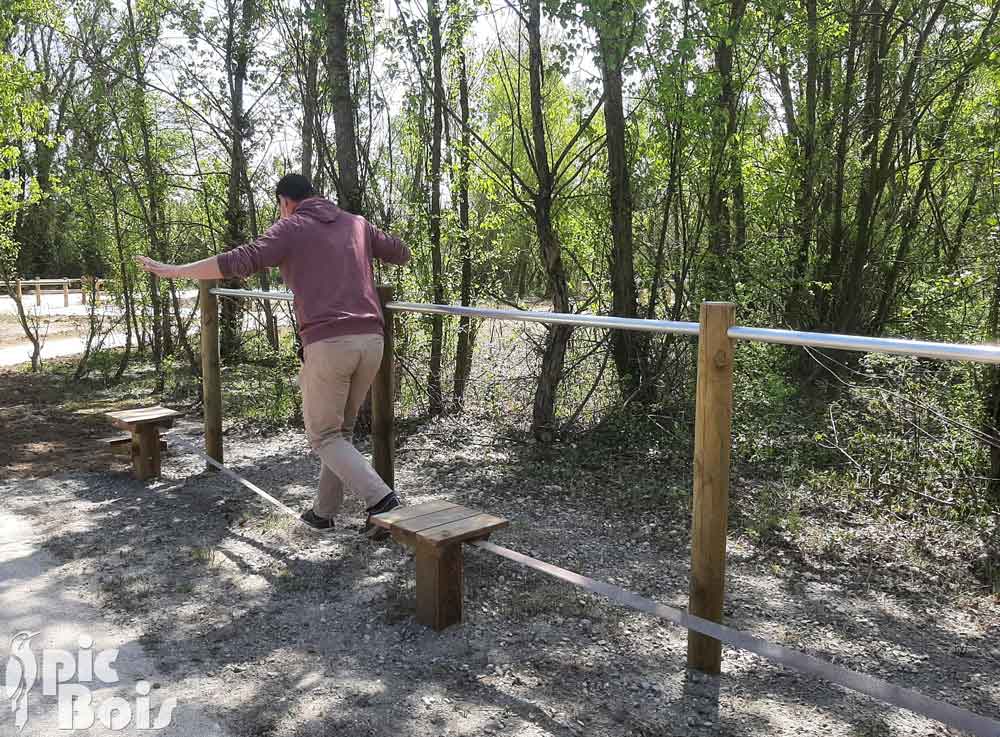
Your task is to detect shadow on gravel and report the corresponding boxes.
[5,431,997,737]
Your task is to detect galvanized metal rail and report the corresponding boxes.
[209,288,1000,364]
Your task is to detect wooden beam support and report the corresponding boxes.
[687,301,736,674]
[133,426,162,480]
[372,285,395,488]
[415,541,464,631]
[200,279,223,468]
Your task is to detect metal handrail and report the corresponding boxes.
[209,287,1000,364]
[388,301,701,336]
[728,326,1000,364]
[212,287,293,302]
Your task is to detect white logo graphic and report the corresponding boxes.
[5,631,37,731]
[3,632,177,731]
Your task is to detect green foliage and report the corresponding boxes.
[222,331,303,430]
[8,0,1000,562]
[744,482,803,546]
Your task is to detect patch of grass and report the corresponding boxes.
[256,512,296,535]
[190,546,219,566]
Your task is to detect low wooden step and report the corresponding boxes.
[372,501,509,631]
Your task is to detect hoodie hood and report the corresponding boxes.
[295,197,343,224]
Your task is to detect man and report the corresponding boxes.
[136,173,409,538]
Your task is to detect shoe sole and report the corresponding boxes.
[308,525,336,534]
[300,517,336,534]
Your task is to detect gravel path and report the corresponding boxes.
[1,420,997,736]
[0,510,229,736]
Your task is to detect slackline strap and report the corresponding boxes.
[170,434,304,522]
[471,540,1000,737]
[167,437,998,736]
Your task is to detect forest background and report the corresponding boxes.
[2,0,999,585]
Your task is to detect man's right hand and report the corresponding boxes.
[135,255,178,279]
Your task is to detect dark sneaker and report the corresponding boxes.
[362,492,402,541]
[300,509,335,533]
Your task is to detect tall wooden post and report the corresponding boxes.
[63,279,69,307]
[35,279,41,306]
[372,285,395,488]
[687,302,736,674]
[200,280,223,467]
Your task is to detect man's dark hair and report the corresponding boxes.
[275,173,315,202]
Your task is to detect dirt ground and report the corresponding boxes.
[1,360,998,737]
[0,366,135,477]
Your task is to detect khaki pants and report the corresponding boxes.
[300,334,392,517]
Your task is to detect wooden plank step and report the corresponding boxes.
[417,512,509,547]
[373,500,459,527]
[393,506,483,535]
[107,406,181,432]
[373,500,509,631]
[375,500,510,548]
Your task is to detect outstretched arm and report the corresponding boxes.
[368,222,411,266]
[135,255,223,280]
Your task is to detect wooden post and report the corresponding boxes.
[94,278,101,304]
[687,302,736,674]
[133,427,161,480]
[415,541,464,630]
[372,285,395,488]
[35,279,41,306]
[81,277,87,305]
[200,280,223,467]
[63,279,69,307]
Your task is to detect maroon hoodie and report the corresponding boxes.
[217,198,410,346]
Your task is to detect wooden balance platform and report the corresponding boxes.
[372,501,509,631]
[104,406,181,480]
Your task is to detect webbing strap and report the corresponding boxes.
[471,540,1000,737]
[165,438,998,735]
[170,435,304,523]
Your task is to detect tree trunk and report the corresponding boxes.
[597,18,644,400]
[302,39,318,180]
[124,0,165,381]
[325,0,363,214]
[704,0,746,297]
[983,261,1000,592]
[453,48,475,410]
[241,166,279,350]
[220,0,255,360]
[836,0,947,332]
[106,179,134,383]
[526,0,572,441]
[427,0,445,415]
[783,0,818,327]
[815,0,861,329]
